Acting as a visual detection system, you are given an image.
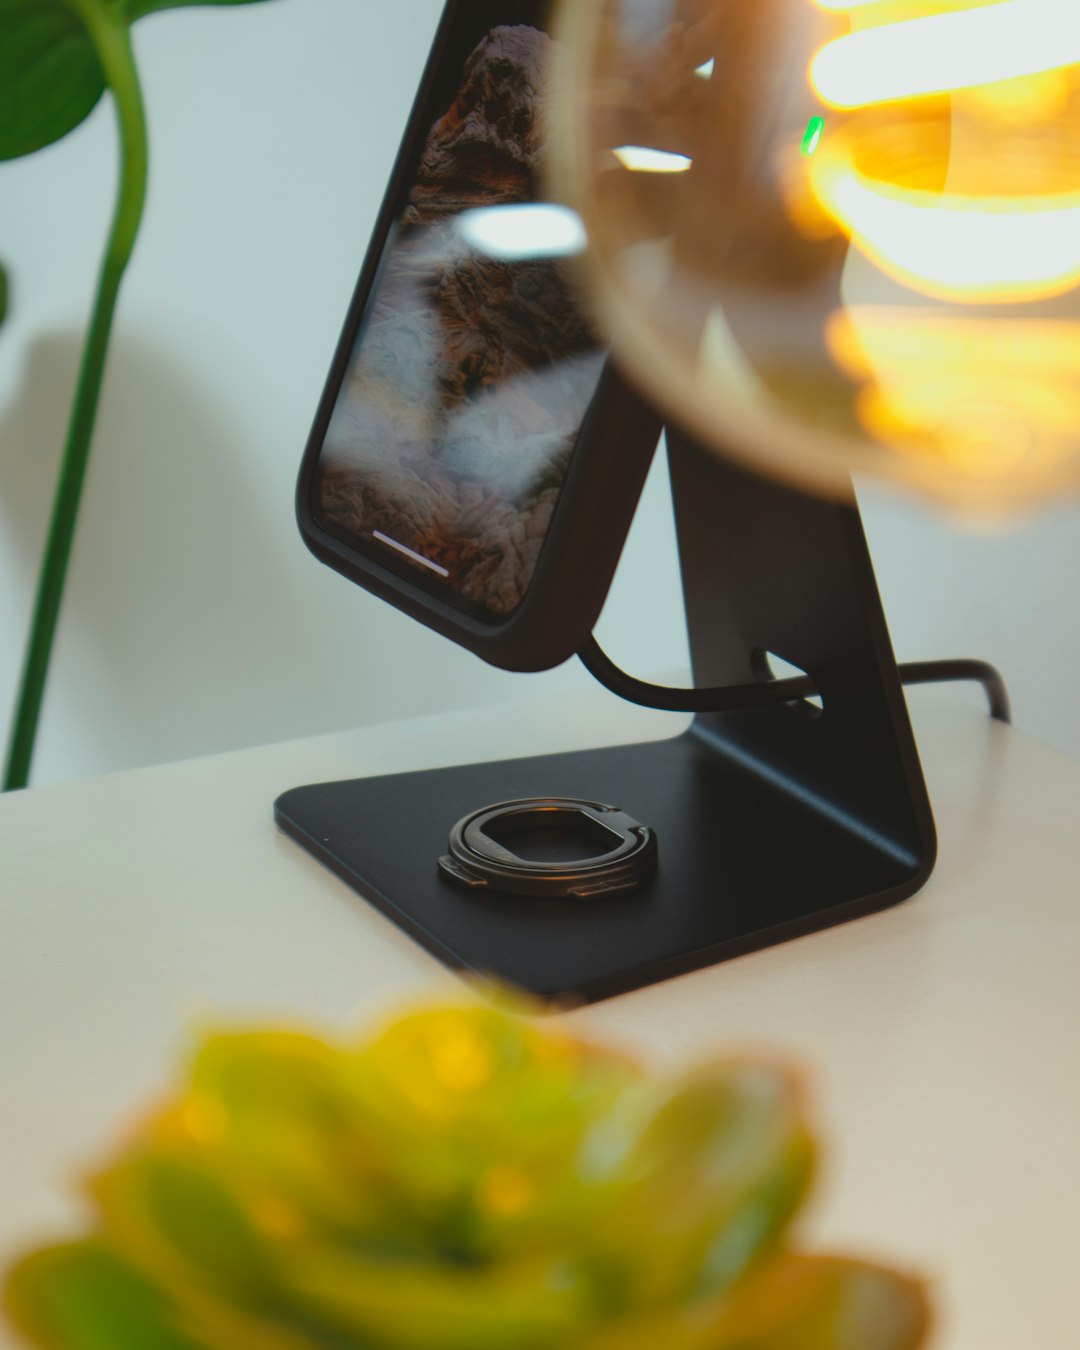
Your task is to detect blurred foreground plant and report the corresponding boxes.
[3,1001,930,1349]
[0,0,271,791]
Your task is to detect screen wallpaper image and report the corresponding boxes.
[313,22,604,618]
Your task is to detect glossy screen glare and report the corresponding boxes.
[550,0,1080,510]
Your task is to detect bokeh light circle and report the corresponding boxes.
[549,0,1080,511]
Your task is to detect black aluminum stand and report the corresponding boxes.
[275,429,936,1002]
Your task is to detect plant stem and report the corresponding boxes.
[3,4,148,790]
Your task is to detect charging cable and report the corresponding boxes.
[578,637,1011,724]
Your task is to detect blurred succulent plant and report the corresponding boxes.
[3,1001,930,1350]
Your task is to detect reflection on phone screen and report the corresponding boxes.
[313,18,604,620]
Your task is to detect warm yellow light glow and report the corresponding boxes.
[612,145,693,173]
[966,69,1071,121]
[799,0,1080,487]
[809,152,1080,302]
[812,1,1080,109]
[803,0,1080,304]
[547,0,1080,507]
[827,309,1080,477]
[813,0,1019,12]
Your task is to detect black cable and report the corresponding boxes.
[578,637,1011,724]
[892,658,1011,723]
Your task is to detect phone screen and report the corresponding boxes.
[310,2,605,622]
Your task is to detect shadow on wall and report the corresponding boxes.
[0,328,483,784]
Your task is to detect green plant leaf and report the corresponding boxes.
[2,1008,932,1350]
[282,1244,593,1350]
[0,0,106,160]
[707,1254,932,1350]
[0,0,274,163]
[588,1061,815,1310]
[580,1255,930,1350]
[3,1241,204,1350]
[91,1151,277,1303]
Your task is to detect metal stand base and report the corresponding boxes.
[275,431,936,1003]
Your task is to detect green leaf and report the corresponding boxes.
[0,0,105,160]
[589,1061,815,1311]
[706,1254,932,1350]
[579,1255,930,1350]
[91,1152,276,1302]
[183,1032,395,1241]
[2,1241,204,1350]
[282,1244,593,1350]
[0,0,275,163]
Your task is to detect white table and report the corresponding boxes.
[1,685,1078,1348]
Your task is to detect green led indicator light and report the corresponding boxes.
[802,116,825,157]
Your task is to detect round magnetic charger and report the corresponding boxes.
[438,797,657,900]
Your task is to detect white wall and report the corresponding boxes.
[1,0,1077,788]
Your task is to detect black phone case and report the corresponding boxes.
[295,0,661,672]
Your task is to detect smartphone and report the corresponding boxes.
[295,0,660,672]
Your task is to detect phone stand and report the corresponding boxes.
[275,428,936,1003]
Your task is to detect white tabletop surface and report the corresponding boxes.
[1,684,1078,1348]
